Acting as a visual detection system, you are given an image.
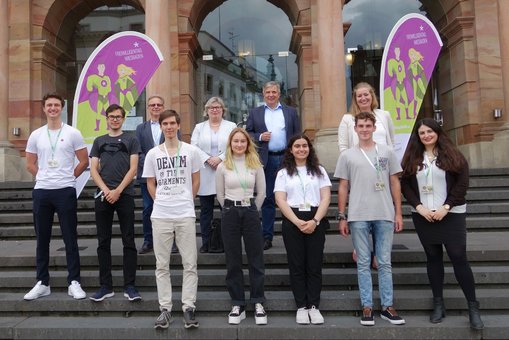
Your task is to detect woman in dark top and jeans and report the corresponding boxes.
[400,118,483,330]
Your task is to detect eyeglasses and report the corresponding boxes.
[148,103,163,108]
[208,106,223,111]
[107,115,124,121]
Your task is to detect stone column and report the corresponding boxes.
[313,0,347,171]
[490,0,509,167]
[0,0,21,182]
[145,0,177,115]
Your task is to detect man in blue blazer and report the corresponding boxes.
[246,81,301,250]
[136,95,165,254]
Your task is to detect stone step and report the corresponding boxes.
[1,266,508,291]
[1,314,507,340]
[1,289,507,315]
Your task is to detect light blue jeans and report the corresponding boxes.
[349,220,394,309]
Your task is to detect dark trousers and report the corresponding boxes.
[261,154,283,241]
[140,182,153,245]
[32,187,81,285]
[221,201,266,306]
[281,208,325,309]
[95,193,137,289]
[199,194,215,246]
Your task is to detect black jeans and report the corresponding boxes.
[95,193,137,289]
[199,194,215,246]
[32,187,81,285]
[281,207,326,309]
[221,200,266,306]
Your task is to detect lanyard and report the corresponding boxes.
[296,168,308,202]
[163,141,181,177]
[47,123,64,160]
[423,154,435,185]
[360,144,382,180]
[233,160,249,196]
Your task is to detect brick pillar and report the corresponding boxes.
[313,0,347,171]
[0,0,22,182]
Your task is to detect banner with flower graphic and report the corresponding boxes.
[72,31,163,145]
[380,13,442,160]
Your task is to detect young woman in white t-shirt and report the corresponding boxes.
[274,134,331,325]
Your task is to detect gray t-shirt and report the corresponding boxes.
[90,132,141,196]
[334,143,402,222]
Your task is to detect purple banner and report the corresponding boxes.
[380,14,442,160]
[72,31,163,145]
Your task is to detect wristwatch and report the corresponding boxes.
[312,218,320,226]
[337,211,347,221]
[443,204,451,211]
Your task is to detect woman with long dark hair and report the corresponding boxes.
[400,118,484,330]
[274,134,331,325]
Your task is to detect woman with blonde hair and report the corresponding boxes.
[215,128,268,325]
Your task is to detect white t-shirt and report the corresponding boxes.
[274,165,331,208]
[142,142,202,219]
[25,124,86,190]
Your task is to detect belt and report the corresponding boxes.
[268,150,285,156]
[224,198,255,207]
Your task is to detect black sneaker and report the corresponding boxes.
[183,308,199,328]
[89,286,114,302]
[380,306,406,325]
[360,307,375,326]
[228,305,246,325]
[154,309,172,329]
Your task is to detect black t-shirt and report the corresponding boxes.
[90,132,141,196]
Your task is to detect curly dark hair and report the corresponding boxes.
[401,118,467,176]
[280,134,323,177]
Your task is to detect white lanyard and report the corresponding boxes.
[360,144,382,181]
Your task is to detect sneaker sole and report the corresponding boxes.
[360,320,375,326]
[24,291,51,301]
[89,292,115,302]
[228,311,246,325]
[380,315,405,325]
[123,293,142,301]
[154,323,170,330]
[68,292,86,300]
[183,321,199,329]
[255,316,267,325]
[310,319,324,325]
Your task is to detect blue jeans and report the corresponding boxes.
[140,183,153,245]
[349,220,394,308]
[261,154,283,241]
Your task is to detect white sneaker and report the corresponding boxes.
[308,306,324,324]
[68,280,86,299]
[254,303,267,325]
[24,281,51,301]
[228,305,246,325]
[296,307,310,324]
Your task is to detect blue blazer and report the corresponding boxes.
[135,121,165,183]
[246,104,301,166]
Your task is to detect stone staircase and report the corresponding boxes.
[0,168,508,339]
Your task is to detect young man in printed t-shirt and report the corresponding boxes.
[142,110,202,330]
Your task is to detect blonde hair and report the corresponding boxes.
[203,96,227,117]
[349,82,379,115]
[223,128,262,170]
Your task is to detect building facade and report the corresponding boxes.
[1,0,508,181]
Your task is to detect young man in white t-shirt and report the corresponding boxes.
[24,93,89,301]
[142,110,202,330]
[334,111,405,327]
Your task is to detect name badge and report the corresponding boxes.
[299,203,311,211]
[374,181,385,191]
[47,159,59,168]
